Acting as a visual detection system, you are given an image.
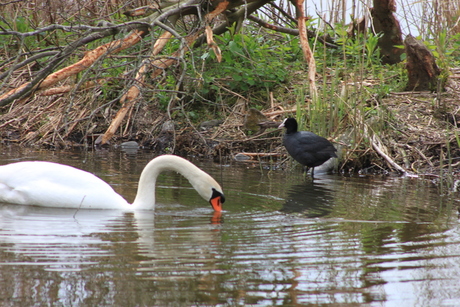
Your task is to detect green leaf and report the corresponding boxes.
[229,41,242,55]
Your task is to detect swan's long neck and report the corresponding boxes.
[130,155,218,210]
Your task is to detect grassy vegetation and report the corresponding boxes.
[178,16,459,173]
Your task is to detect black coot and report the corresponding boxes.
[279,117,337,176]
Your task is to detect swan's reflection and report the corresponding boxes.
[280,180,335,217]
[0,204,224,269]
[0,204,222,261]
[0,203,222,304]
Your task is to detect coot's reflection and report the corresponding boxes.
[280,181,334,218]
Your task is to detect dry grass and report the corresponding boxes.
[0,80,166,147]
[379,69,460,174]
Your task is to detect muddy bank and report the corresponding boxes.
[1,71,460,184]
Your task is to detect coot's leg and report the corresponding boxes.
[302,166,312,178]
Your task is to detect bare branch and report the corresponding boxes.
[247,15,339,48]
[0,51,59,81]
[0,29,146,106]
[0,22,145,37]
[194,0,272,48]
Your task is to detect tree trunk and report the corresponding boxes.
[404,35,441,91]
[371,0,404,64]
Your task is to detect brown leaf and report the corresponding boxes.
[206,25,222,63]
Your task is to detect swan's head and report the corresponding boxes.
[209,187,225,212]
[184,163,224,212]
[192,174,225,212]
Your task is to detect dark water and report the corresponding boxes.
[0,146,459,306]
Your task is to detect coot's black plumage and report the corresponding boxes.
[279,118,337,176]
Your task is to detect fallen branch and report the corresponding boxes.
[97,1,233,145]
[37,79,108,96]
[0,30,146,104]
[96,30,174,145]
[371,134,407,174]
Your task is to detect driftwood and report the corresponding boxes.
[404,35,441,91]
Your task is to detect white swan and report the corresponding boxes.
[0,154,225,211]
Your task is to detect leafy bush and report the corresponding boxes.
[197,28,301,96]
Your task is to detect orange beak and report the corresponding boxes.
[210,195,223,212]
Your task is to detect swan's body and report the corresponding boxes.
[0,155,224,211]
